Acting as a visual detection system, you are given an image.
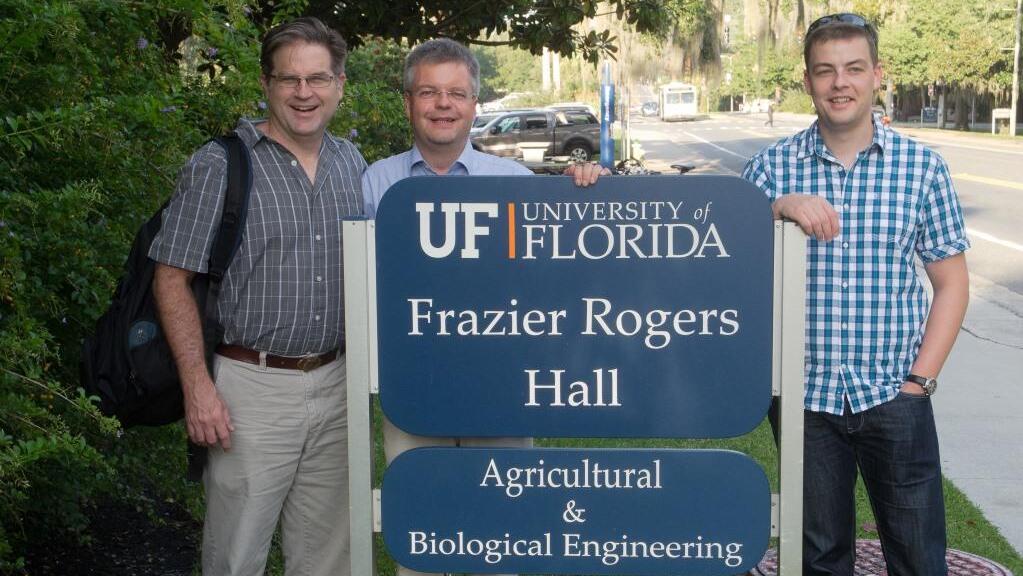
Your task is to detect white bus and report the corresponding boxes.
[659,82,699,121]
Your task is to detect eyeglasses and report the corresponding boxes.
[270,73,337,89]
[409,88,476,103]
[806,13,877,42]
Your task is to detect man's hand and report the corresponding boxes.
[184,375,234,449]
[563,161,611,187]
[772,194,841,241]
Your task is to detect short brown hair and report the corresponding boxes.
[803,14,878,69]
[261,17,348,77]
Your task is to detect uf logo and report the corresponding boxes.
[415,202,499,259]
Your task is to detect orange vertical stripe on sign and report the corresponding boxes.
[507,202,516,259]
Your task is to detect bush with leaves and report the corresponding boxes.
[0,0,408,568]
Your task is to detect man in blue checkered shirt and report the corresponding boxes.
[743,13,970,575]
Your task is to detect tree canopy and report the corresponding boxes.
[223,0,684,63]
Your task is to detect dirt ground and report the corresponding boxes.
[21,499,199,575]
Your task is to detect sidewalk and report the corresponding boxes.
[935,273,1023,556]
[771,110,1023,152]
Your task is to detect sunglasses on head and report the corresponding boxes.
[807,13,877,41]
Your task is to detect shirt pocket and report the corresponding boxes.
[869,186,917,249]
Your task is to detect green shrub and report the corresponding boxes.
[0,1,412,568]
[778,90,816,114]
[333,81,412,164]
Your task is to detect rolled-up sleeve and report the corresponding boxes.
[916,158,970,263]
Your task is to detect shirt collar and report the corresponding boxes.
[800,115,888,162]
[409,140,476,175]
[234,117,270,149]
[234,117,335,158]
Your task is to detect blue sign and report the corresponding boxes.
[600,82,615,167]
[382,447,771,575]
[375,176,774,438]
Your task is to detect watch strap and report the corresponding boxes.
[905,374,929,386]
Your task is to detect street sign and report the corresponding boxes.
[382,447,771,575]
[374,175,775,438]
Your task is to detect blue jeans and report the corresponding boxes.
[802,393,947,576]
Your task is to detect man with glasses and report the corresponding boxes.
[363,38,606,219]
[362,38,605,576]
[151,17,364,576]
[743,13,969,575]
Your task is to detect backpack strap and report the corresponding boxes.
[187,131,252,482]
[201,132,251,343]
[208,132,252,283]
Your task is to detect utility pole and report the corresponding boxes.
[1012,0,1021,137]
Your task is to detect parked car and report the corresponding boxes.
[546,101,598,116]
[471,113,501,132]
[471,109,600,162]
[641,101,659,116]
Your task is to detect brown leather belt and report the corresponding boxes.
[215,344,343,372]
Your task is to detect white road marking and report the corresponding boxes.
[681,131,748,159]
[909,134,1023,156]
[967,228,1023,253]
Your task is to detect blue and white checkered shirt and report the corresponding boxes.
[743,119,970,415]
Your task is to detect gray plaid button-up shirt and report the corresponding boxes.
[149,118,366,356]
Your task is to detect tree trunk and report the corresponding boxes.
[938,90,945,128]
[766,0,780,47]
[955,88,969,131]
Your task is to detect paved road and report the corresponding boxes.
[628,111,1023,555]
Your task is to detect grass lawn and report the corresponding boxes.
[368,412,1023,575]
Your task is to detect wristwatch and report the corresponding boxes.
[906,374,938,396]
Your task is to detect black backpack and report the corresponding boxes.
[80,133,252,427]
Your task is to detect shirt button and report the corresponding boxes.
[291,160,298,167]
[842,281,848,289]
[842,242,849,249]
[315,315,321,321]
[841,322,848,330]
[315,234,322,241]
[316,275,322,282]
[843,203,850,210]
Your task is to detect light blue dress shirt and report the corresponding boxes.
[361,141,533,219]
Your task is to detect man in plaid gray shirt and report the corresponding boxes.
[744,14,969,576]
[150,18,363,576]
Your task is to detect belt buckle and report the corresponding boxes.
[296,354,323,372]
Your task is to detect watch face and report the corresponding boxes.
[923,379,937,395]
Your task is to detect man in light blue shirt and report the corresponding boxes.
[363,140,531,217]
[363,38,605,576]
[363,40,603,219]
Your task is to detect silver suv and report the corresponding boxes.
[470,109,601,161]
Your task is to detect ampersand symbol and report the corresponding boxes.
[562,500,586,523]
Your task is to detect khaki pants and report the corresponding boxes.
[202,354,349,576]
[383,416,530,576]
